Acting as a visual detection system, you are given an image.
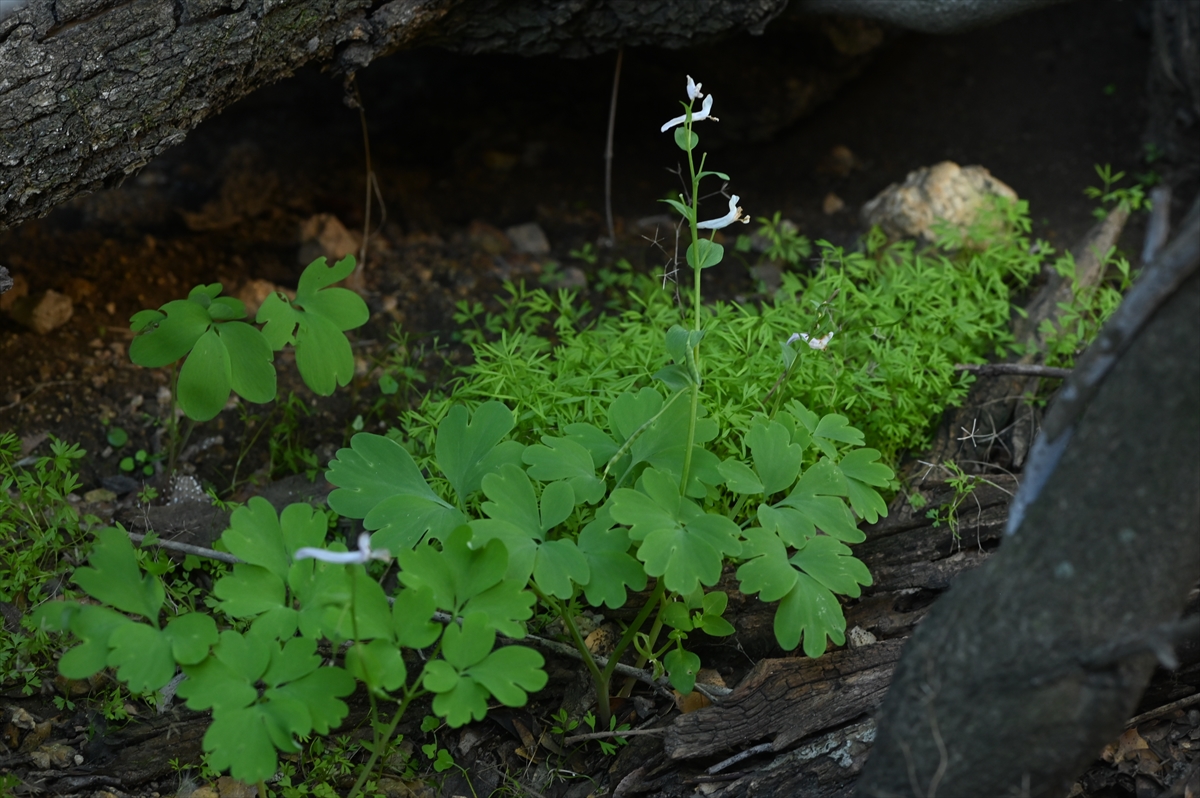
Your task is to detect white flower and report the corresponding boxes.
[788,331,835,351]
[294,532,391,564]
[696,194,750,230]
[686,75,704,100]
[661,94,717,133]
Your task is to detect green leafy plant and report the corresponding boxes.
[322,77,889,735]
[0,433,96,696]
[1085,163,1151,219]
[127,256,369,468]
[32,501,546,796]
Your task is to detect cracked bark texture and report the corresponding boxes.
[0,0,793,229]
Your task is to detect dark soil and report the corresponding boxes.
[3,1,1192,796]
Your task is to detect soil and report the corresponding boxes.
[2,1,1195,796]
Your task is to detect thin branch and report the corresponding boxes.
[561,727,666,745]
[603,48,624,246]
[955,363,1071,379]
[127,532,241,564]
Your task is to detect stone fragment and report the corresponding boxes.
[29,742,75,769]
[817,144,860,177]
[861,161,1018,243]
[0,265,12,295]
[84,488,118,503]
[298,213,361,266]
[236,278,292,317]
[506,222,551,255]
[823,192,846,214]
[467,220,511,255]
[7,289,74,334]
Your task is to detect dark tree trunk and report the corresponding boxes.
[0,0,791,230]
[857,203,1200,797]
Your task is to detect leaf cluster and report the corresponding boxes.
[128,256,368,421]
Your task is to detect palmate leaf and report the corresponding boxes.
[838,448,893,524]
[327,433,464,550]
[255,256,369,395]
[789,536,873,598]
[130,285,274,420]
[437,402,524,502]
[776,573,848,658]
[576,520,646,609]
[523,437,605,505]
[424,614,546,727]
[776,459,864,543]
[663,648,701,693]
[746,419,805,495]
[73,527,164,621]
[610,468,740,594]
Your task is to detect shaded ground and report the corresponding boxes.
[3,1,1194,796]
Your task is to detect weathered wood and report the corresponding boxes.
[0,0,791,230]
[665,638,904,760]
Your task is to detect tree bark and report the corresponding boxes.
[0,0,791,230]
[857,202,1200,797]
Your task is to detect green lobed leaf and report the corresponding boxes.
[774,573,847,657]
[201,706,281,784]
[294,311,356,396]
[176,327,232,421]
[128,298,211,368]
[327,433,463,550]
[392,586,442,649]
[789,536,872,597]
[839,448,893,524]
[465,645,547,707]
[216,321,276,404]
[746,419,805,495]
[436,402,523,503]
[178,656,258,713]
[664,648,701,694]
[268,662,354,735]
[221,498,293,582]
[346,639,408,693]
[717,458,763,494]
[532,538,589,600]
[73,527,164,621]
[214,564,289,620]
[523,437,605,505]
[426,662,491,728]
[577,520,646,609]
[163,612,219,665]
[107,622,176,693]
[57,605,133,680]
[735,527,798,602]
[262,636,320,688]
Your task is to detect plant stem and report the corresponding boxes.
[598,579,666,703]
[346,686,421,798]
[538,588,610,728]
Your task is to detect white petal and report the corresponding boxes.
[686,75,704,100]
[661,113,688,133]
[660,94,716,133]
[786,333,803,346]
[697,194,743,230]
[293,546,367,564]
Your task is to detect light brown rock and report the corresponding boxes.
[7,289,74,334]
[861,161,1018,243]
[298,213,361,266]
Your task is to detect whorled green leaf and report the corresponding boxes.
[686,239,724,270]
[73,527,164,621]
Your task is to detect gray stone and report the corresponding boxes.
[506,222,551,256]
